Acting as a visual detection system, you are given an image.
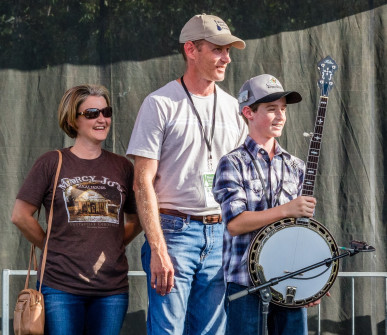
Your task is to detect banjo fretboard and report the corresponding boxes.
[300,55,337,197]
[301,96,329,197]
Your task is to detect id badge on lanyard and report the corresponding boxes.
[202,154,218,207]
[201,169,218,207]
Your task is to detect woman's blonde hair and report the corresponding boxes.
[58,84,111,138]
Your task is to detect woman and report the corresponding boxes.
[11,84,142,335]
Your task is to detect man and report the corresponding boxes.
[212,74,319,335]
[127,13,247,335]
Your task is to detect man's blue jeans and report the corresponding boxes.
[225,282,307,335]
[141,214,227,335]
[39,283,128,335]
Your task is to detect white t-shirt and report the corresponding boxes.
[127,80,247,215]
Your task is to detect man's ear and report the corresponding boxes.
[242,106,254,120]
[184,41,197,60]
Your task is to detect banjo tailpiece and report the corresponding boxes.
[286,287,297,305]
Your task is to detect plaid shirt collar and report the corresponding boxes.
[244,135,290,161]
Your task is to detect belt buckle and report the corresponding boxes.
[203,215,219,224]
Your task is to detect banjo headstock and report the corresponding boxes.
[317,56,338,97]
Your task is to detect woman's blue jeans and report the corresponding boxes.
[39,283,128,335]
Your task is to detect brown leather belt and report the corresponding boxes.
[159,208,222,224]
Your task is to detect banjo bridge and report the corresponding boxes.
[284,270,304,276]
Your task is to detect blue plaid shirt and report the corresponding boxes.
[212,136,305,286]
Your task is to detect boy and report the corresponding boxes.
[212,74,317,335]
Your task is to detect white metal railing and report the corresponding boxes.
[316,272,387,335]
[2,270,387,335]
[2,269,146,335]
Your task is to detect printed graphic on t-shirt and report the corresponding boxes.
[58,176,123,225]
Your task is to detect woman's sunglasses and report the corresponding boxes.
[77,106,113,119]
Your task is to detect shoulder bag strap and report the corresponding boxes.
[23,208,41,289]
[23,244,36,289]
[37,150,62,292]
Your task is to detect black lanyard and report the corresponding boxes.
[181,76,217,169]
[244,144,285,208]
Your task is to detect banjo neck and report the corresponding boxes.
[301,56,338,198]
[301,96,329,197]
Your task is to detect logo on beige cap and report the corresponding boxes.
[214,19,229,32]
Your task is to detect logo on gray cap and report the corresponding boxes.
[238,74,302,114]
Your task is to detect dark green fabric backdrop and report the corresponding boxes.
[1,1,386,334]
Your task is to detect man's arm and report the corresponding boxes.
[133,156,174,296]
[11,199,45,249]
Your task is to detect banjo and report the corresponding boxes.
[248,56,339,307]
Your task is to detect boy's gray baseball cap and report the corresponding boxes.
[179,14,245,49]
[238,74,302,114]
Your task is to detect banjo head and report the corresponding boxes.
[248,218,339,307]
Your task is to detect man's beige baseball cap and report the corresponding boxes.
[179,14,246,49]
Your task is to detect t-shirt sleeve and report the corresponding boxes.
[126,95,166,160]
[212,155,247,225]
[16,151,58,208]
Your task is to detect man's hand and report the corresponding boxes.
[150,248,174,296]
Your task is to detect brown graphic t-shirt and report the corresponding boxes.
[17,148,136,296]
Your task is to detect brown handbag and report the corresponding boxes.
[14,150,62,335]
